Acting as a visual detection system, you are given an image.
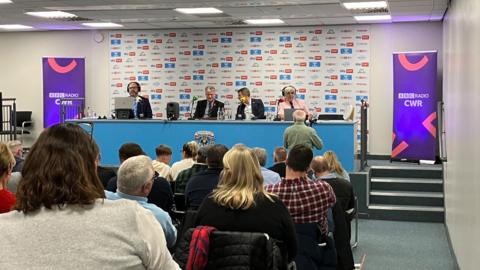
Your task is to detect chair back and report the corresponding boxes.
[14,111,32,127]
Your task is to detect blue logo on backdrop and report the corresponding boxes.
[179,94,191,99]
[265,107,276,112]
[137,76,149,81]
[221,62,232,68]
[180,106,189,112]
[297,94,305,100]
[165,63,176,68]
[309,61,321,67]
[325,107,337,113]
[340,75,352,80]
[340,48,353,54]
[221,37,232,43]
[235,81,247,87]
[111,52,121,57]
[111,39,121,45]
[137,39,148,44]
[325,95,337,100]
[250,49,262,55]
[279,74,291,80]
[192,50,204,56]
[193,75,204,80]
[151,94,162,100]
[279,36,291,42]
[250,37,262,42]
[356,95,368,101]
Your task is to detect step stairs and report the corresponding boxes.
[368,165,444,222]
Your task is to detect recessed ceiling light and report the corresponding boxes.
[343,1,387,9]
[0,0,13,4]
[354,15,391,21]
[0,24,33,30]
[244,19,285,25]
[26,11,77,18]
[174,7,223,14]
[82,22,123,28]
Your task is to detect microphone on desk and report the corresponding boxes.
[188,96,198,120]
[273,97,285,121]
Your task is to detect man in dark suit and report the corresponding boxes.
[268,147,287,178]
[127,81,153,119]
[235,87,265,120]
[193,86,224,119]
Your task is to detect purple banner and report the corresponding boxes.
[42,57,85,127]
[392,52,437,160]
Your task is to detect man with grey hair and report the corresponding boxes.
[6,140,23,172]
[193,86,224,119]
[252,147,281,185]
[175,145,209,193]
[283,110,323,150]
[105,155,177,248]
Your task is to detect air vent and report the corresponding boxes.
[228,20,247,26]
[352,7,389,14]
[194,13,232,18]
[54,16,93,22]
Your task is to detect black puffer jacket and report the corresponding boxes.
[175,228,287,270]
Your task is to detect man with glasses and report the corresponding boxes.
[193,86,224,119]
[127,81,153,119]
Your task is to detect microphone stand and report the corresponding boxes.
[273,99,282,121]
[188,97,197,120]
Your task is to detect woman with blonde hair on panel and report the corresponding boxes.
[194,144,297,262]
[0,124,179,269]
[0,142,16,213]
[324,150,350,181]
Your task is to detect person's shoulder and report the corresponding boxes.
[215,100,224,106]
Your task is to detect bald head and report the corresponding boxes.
[293,110,306,123]
[310,156,330,177]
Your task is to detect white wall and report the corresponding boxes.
[0,22,442,154]
[443,0,480,269]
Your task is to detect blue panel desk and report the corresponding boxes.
[68,119,357,171]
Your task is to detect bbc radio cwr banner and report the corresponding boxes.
[392,51,438,161]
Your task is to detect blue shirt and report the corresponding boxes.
[105,191,177,248]
[261,167,281,186]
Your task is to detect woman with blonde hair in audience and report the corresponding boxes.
[0,142,16,213]
[324,150,350,181]
[0,124,179,269]
[195,144,297,262]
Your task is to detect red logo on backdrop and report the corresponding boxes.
[241,50,248,54]
[241,75,248,80]
[129,77,135,81]
[300,36,307,41]
[362,35,369,40]
[285,43,292,48]
[316,108,322,112]
[155,89,163,93]
[197,70,205,74]
[331,49,338,53]
[184,89,192,93]
[226,94,234,99]
[212,63,219,68]
[156,113,163,117]
[314,82,322,86]
[362,62,369,67]
[285,69,292,73]
[315,30,322,34]
[298,88,306,93]
[269,101,276,105]
[256,82,262,86]
[270,75,277,79]
[256,31,262,35]
[226,57,233,61]
[169,33,176,37]
[212,38,218,43]
[331,75,338,80]
[170,57,176,62]
[184,51,191,55]
[198,45,205,49]
[300,62,307,67]
[331,89,338,93]
[155,39,162,43]
[347,42,354,47]
[270,50,277,54]
[226,82,233,86]
[256,56,262,61]
[116,83,123,87]
[115,59,122,63]
[115,34,122,38]
[142,70,149,74]
[129,52,136,56]
[170,82,176,86]
[156,64,162,68]
[142,46,149,50]
[184,76,191,80]
[226,32,233,36]
[315,56,322,60]
[346,69,353,73]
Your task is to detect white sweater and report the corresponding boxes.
[0,199,180,270]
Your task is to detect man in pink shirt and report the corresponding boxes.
[278,85,310,120]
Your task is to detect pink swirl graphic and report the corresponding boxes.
[398,54,429,71]
[47,58,77,74]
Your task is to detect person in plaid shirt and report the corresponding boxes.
[265,144,336,236]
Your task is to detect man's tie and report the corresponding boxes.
[207,101,212,112]
[290,101,295,109]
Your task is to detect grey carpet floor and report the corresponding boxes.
[351,219,456,270]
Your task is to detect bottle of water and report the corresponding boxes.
[217,107,225,120]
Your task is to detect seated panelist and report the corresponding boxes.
[235,87,265,120]
[193,86,224,119]
[278,85,309,120]
[127,81,153,119]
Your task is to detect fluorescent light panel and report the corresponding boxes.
[244,19,284,25]
[343,1,387,9]
[354,15,391,21]
[26,11,77,18]
[82,22,123,28]
[0,0,13,4]
[0,24,33,30]
[174,7,223,14]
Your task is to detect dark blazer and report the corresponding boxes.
[235,98,266,120]
[268,162,286,178]
[193,99,224,119]
[128,96,153,119]
[185,167,222,209]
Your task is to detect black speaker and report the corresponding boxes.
[166,102,180,120]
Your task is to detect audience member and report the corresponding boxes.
[193,86,224,119]
[283,110,323,150]
[265,144,336,236]
[107,142,173,213]
[0,143,16,213]
[195,144,297,262]
[127,81,153,119]
[185,144,228,209]
[252,147,281,185]
[278,85,309,120]
[106,155,177,248]
[323,150,350,181]
[152,144,173,180]
[235,87,265,120]
[268,146,287,178]
[97,163,116,189]
[175,145,209,194]
[170,141,198,180]
[0,124,178,269]
[6,140,23,173]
